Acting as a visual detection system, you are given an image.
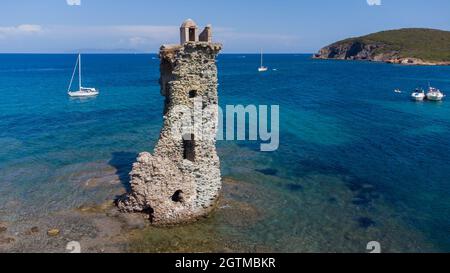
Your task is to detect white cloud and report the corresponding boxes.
[128,36,148,47]
[216,27,298,42]
[214,27,300,52]
[0,25,179,52]
[66,0,81,6]
[0,24,43,38]
[16,24,43,33]
[0,24,299,53]
[64,25,179,47]
[367,0,382,6]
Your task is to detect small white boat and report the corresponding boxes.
[394,89,402,93]
[258,49,268,72]
[426,86,445,101]
[68,54,99,97]
[411,88,425,101]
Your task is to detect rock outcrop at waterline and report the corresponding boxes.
[117,19,222,225]
[314,28,450,66]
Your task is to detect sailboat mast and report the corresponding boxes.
[78,54,82,90]
[260,49,263,67]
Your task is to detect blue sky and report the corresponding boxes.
[0,0,449,53]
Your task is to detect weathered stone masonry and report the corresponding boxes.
[118,19,222,225]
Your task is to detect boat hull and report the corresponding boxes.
[426,94,444,101]
[411,96,425,101]
[68,90,99,97]
[411,93,425,101]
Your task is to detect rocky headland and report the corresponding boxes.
[314,28,450,66]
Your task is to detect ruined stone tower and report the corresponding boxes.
[118,19,222,225]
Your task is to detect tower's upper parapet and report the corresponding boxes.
[180,19,213,44]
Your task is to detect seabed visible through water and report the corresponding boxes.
[1,54,450,252]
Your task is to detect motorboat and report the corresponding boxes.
[426,86,445,101]
[411,88,425,101]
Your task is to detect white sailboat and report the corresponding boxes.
[258,49,268,72]
[68,54,99,97]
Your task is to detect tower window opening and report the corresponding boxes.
[183,134,196,162]
[189,90,198,98]
[189,28,196,41]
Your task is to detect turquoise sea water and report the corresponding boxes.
[0,54,449,252]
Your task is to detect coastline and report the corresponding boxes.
[313,28,450,67]
[312,55,450,66]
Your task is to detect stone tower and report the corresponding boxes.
[118,20,222,225]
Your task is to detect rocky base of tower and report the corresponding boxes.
[117,152,221,225]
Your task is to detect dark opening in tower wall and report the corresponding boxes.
[172,190,184,202]
[183,134,196,162]
[189,28,196,42]
[189,90,197,98]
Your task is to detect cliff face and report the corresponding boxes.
[117,42,222,225]
[314,40,389,61]
[313,40,449,65]
[314,28,450,66]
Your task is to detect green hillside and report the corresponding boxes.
[342,28,450,62]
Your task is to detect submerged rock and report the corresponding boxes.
[0,237,15,244]
[357,217,376,229]
[256,168,278,176]
[47,229,60,237]
[285,183,303,192]
[24,226,40,236]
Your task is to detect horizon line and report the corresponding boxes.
[0,52,315,55]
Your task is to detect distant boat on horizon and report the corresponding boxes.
[67,54,99,97]
[258,49,268,72]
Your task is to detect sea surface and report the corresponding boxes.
[0,54,449,252]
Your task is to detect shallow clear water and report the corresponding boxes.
[0,54,449,252]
